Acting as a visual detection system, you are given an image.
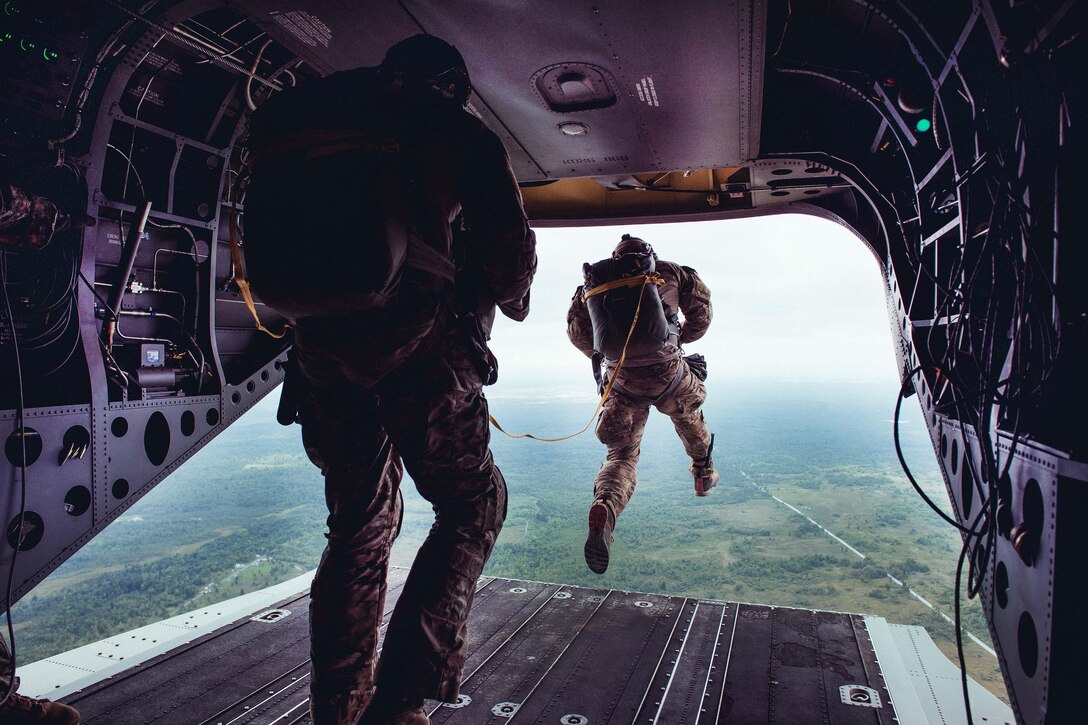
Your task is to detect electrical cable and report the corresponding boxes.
[78,269,206,394]
[78,270,137,391]
[121,36,171,203]
[893,54,1064,725]
[894,367,972,532]
[244,39,275,112]
[771,0,792,59]
[894,360,996,725]
[98,0,283,91]
[50,0,162,148]
[0,250,29,710]
[824,13,1067,722]
[106,144,147,201]
[953,500,992,725]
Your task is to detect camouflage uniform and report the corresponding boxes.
[295,313,509,719]
[0,637,10,688]
[567,261,713,518]
[0,184,59,249]
[245,50,536,723]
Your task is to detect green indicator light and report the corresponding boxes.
[915,118,932,133]
[43,48,57,61]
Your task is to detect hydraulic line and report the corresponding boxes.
[104,200,151,351]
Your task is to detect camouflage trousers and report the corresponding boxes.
[294,318,506,723]
[594,356,712,518]
[0,634,11,689]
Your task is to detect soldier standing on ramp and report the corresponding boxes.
[244,35,537,725]
[567,234,716,575]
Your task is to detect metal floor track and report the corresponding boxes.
[63,571,901,724]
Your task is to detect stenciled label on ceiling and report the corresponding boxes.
[635,76,659,107]
[269,10,331,48]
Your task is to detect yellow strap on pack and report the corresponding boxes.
[488,273,658,441]
[229,205,289,339]
[582,271,664,301]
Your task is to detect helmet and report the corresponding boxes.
[382,34,472,106]
[613,233,655,259]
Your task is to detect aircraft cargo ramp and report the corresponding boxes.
[21,568,1011,724]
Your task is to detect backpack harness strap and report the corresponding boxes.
[236,129,454,337]
[582,272,664,301]
[406,232,456,282]
[246,129,402,171]
[583,271,678,405]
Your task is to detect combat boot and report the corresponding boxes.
[310,680,374,725]
[691,462,719,496]
[691,434,719,497]
[359,705,429,725]
[0,691,80,724]
[584,502,615,574]
[359,692,430,725]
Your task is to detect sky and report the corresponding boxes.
[486,213,901,401]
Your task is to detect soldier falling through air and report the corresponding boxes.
[567,234,718,574]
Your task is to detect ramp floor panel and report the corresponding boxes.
[64,573,902,724]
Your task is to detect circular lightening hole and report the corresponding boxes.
[960,453,974,518]
[180,410,196,437]
[5,427,42,467]
[995,561,1009,608]
[64,486,91,516]
[144,412,171,466]
[6,511,44,551]
[112,478,130,499]
[1018,611,1038,677]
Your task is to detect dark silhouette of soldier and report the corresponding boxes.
[568,234,716,574]
[244,35,536,725]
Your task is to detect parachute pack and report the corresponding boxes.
[582,251,678,360]
[242,128,456,322]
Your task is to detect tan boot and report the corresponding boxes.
[0,691,80,725]
[359,693,430,725]
[691,434,719,496]
[310,687,368,725]
[584,502,615,574]
[691,465,720,496]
